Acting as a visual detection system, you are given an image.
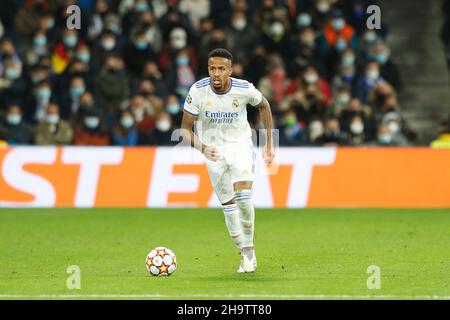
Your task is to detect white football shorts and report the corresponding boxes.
[206,145,257,204]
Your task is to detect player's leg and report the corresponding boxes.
[234,180,256,272]
[231,148,257,272]
[206,161,244,253]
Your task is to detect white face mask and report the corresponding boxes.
[270,22,284,36]
[232,19,247,31]
[120,116,134,129]
[84,116,100,129]
[304,73,318,84]
[350,121,364,135]
[102,38,116,51]
[336,94,350,106]
[388,121,400,134]
[46,114,59,124]
[309,121,324,140]
[171,38,186,50]
[156,120,171,132]
[366,69,379,81]
[7,114,21,125]
[316,2,330,13]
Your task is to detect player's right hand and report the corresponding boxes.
[203,145,218,161]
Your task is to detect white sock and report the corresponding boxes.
[234,189,255,248]
[222,203,243,251]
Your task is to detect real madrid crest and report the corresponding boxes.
[232,98,239,108]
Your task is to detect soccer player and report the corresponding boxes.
[181,48,274,273]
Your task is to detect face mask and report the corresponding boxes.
[108,24,121,35]
[342,54,355,66]
[378,133,392,145]
[350,121,364,135]
[364,31,377,44]
[63,35,77,48]
[297,13,312,27]
[342,74,354,82]
[335,39,347,51]
[171,38,186,50]
[388,121,400,134]
[36,88,51,101]
[332,18,345,31]
[232,19,247,31]
[336,94,350,106]
[284,116,297,128]
[77,52,90,63]
[366,69,379,81]
[304,73,318,84]
[176,56,189,66]
[135,40,148,50]
[375,53,389,65]
[5,68,19,80]
[120,116,134,128]
[133,108,145,122]
[46,19,55,29]
[34,35,47,47]
[270,22,285,37]
[309,121,324,139]
[46,114,59,124]
[102,38,116,51]
[301,35,315,47]
[6,114,21,126]
[316,2,330,13]
[166,104,180,115]
[156,120,171,132]
[135,2,149,12]
[84,116,100,129]
[70,86,85,97]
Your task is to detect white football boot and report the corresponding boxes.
[237,247,257,273]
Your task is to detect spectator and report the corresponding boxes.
[111,109,139,146]
[51,28,81,74]
[353,61,385,103]
[314,117,350,146]
[369,122,409,147]
[73,109,110,146]
[35,103,73,145]
[430,120,450,148]
[0,104,34,145]
[93,54,130,118]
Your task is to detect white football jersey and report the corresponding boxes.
[183,77,263,147]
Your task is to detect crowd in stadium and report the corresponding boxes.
[0,0,420,147]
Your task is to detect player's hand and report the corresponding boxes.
[263,144,275,166]
[203,145,218,162]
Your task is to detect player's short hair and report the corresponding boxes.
[208,48,233,63]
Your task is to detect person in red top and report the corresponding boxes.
[318,9,358,58]
[73,109,110,146]
[286,65,332,108]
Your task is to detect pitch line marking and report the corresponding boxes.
[0,294,449,299]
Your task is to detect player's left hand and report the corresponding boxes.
[263,144,275,166]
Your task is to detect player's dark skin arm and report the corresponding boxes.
[180,111,218,161]
[256,96,275,165]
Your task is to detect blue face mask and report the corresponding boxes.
[84,116,100,129]
[36,88,51,100]
[34,35,47,47]
[166,104,180,115]
[77,52,90,63]
[64,35,77,47]
[332,19,345,31]
[176,56,189,66]
[297,13,312,27]
[135,40,148,50]
[375,53,389,65]
[335,39,347,52]
[135,2,149,12]
[7,114,22,126]
[5,68,19,80]
[70,86,85,97]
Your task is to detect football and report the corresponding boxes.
[145,246,177,276]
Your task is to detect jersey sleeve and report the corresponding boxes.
[247,82,263,107]
[183,86,200,116]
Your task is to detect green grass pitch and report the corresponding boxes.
[0,208,449,300]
